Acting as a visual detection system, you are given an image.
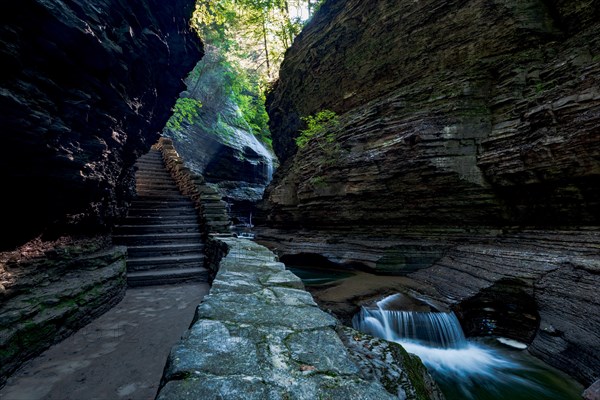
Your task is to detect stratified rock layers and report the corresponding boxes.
[265,0,599,228]
[263,0,600,387]
[0,0,201,248]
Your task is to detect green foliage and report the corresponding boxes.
[222,61,272,147]
[295,109,339,149]
[166,98,203,131]
[188,0,329,149]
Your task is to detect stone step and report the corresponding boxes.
[136,185,181,191]
[127,267,209,287]
[135,165,169,173]
[136,157,163,164]
[135,173,172,180]
[115,223,200,235]
[127,253,204,271]
[139,150,161,156]
[124,215,199,225]
[136,162,165,169]
[131,199,194,207]
[135,194,190,201]
[136,181,179,188]
[135,169,171,175]
[135,176,174,183]
[126,208,198,217]
[135,177,174,184]
[136,156,164,162]
[129,205,195,213]
[127,243,204,258]
[135,190,183,198]
[136,154,163,161]
[114,232,202,246]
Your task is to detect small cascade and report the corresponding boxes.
[265,161,274,183]
[352,294,583,400]
[354,293,466,348]
[353,308,467,349]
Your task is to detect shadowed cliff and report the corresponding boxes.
[0,0,202,249]
[265,0,599,228]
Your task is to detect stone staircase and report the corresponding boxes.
[114,150,209,286]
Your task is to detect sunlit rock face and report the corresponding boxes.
[0,0,202,249]
[265,0,599,229]
[262,0,600,387]
[165,47,275,219]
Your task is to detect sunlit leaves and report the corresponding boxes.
[295,109,339,149]
[166,98,203,131]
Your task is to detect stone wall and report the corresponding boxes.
[155,138,231,236]
[156,236,443,399]
[0,0,202,249]
[0,238,127,385]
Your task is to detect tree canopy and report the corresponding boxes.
[180,0,324,148]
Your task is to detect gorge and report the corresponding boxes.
[1,0,599,399]
[259,0,600,394]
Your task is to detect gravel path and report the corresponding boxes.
[0,283,209,400]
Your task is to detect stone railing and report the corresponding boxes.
[0,242,127,385]
[156,236,443,399]
[154,138,230,235]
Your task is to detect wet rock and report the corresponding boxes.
[339,327,445,400]
[163,46,274,219]
[584,379,600,400]
[157,236,438,399]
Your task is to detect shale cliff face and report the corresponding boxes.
[0,0,202,249]
[262,0,600,388]
[265,0,599,228]
[164,47,274,219]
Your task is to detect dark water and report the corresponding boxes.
[415,338,583,400]
[351,294,584,400]
[286,265,354,286]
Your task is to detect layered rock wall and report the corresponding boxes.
[164,47,275,219]
[0,0,201,249]
[0,239,127,385]
[264,0,599,228]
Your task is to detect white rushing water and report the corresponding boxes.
[352,294,582,400]
[352,297,517,379]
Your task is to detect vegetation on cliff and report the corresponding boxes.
[177,0,325,148]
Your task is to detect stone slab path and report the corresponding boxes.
[0,283,209,400]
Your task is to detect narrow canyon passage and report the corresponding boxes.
[0,283,209,400]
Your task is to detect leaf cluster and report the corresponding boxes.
[166,98,203,131]
[295,109,339,149]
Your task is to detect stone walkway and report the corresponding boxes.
[157,237,397,400]
[114,149,209,286]
[0,283,209,400]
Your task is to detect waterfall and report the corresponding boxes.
[352,294,517,379]
[352,294,581,399]
[265,160,274,183]
[353,308,467,349]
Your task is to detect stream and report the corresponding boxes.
[353,294,582,400]
[286,266,583,400]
